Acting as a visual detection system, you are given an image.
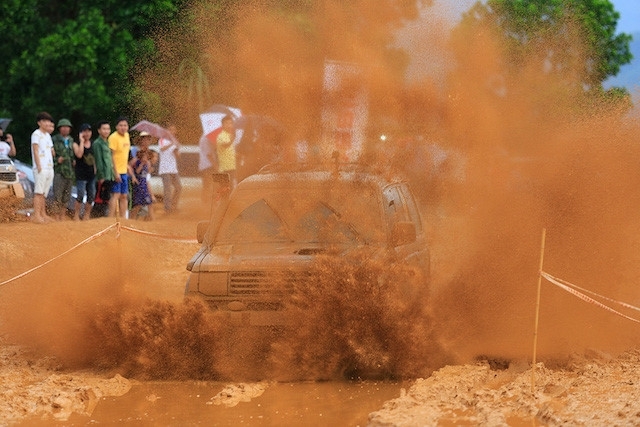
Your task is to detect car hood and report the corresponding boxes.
[191,241,382,272]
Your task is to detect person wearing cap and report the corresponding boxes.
[72,123,96,220]
[129,131,155,220]
[134,130,156,209]
[52,118,75,220]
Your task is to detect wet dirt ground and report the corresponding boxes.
[4,0,640,424]
[0,191,412,426]
[2,189,640,426]
[14,378,405,426]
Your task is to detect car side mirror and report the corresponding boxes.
[391,221,416,246]
[196,221,210,243]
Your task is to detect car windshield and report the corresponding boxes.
[215,182,385,244]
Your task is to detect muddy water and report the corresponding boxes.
[34,381,405,426]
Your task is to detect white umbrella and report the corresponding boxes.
[0,118,12,132]
[130,120,172,140]
[199,105,241,135]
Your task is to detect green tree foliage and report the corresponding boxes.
[0,0,184,161]
[443,0,633,157]
[1,0,430,158]
[459,0,632,100]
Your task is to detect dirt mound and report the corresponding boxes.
[0,337,131,423]
[369,349,640,426]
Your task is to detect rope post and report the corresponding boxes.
[116,220,123,279]
[531,228,547,395]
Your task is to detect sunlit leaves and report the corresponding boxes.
[463,0,632,88]
[0,0,184,161]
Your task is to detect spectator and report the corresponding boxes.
[0,128,16,157]
[135,131,155,203]
[129,133,154,220]
[158,123,182,214]
[72,123,96,220]
[52,118,75,220]
[93,120,115,217]
[216,115,237,189]
[199,131,217,204]
[30,112,55,224]
[108,116,131,218]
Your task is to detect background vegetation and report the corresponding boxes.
[0,0,632,162]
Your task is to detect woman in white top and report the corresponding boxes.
[0,129,16,157]
[158,124,182,213]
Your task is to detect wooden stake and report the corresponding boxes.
[532,228,546,395]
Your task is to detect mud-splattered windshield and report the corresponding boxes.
[216,183,385,244]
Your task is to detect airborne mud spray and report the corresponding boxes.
[2,2,640,381]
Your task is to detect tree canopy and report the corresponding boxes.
[0,0,427,159]
[0,0,631,161]
[0,0,186,161]
[458,0,632,98]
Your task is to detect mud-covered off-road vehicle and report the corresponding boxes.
[185,163,430,326]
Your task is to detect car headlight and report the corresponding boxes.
[198,272,229,295]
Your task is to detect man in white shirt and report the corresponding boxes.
[158,124,182,214]
[31,111,56,223]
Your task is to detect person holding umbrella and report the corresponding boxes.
[216,115,237,189]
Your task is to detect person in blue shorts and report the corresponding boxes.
[108,117,131,218]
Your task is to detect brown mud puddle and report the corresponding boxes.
[21,380,405,426]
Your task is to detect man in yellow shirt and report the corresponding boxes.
[108,116,131,218]
[216,115,237,189]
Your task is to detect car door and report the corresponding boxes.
[383,184,429,276]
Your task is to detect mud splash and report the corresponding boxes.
[157,1,640,369]
[403,5,640,362]
[272,255,450,381]
[1,255,447,381]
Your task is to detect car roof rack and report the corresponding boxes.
[257,162,398,175]
[257,162,364,174]
[256,149,409,181]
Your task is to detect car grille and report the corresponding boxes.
[0,172,17,183]
[229,271,310,295]
[204,300,287,311]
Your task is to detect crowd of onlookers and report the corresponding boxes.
[4,110,279,224]
[17,111,182,224]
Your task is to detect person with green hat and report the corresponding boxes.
[52,118,75,220]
